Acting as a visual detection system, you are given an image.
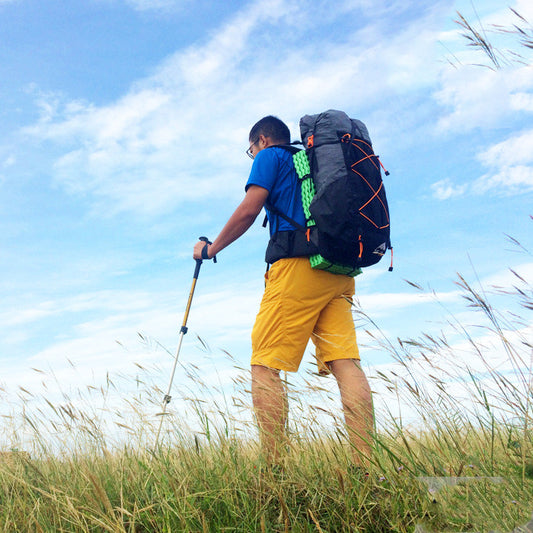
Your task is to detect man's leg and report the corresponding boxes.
[328,359,374,467]
[251,365,288,466]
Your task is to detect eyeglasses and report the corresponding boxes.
[246,138,260,159]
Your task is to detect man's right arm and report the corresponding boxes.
[193,185,269,260]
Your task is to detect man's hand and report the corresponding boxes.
[193,240,212,260]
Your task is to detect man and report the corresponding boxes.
[193,116,373,467]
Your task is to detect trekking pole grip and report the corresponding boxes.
[195,236,216,278]
[199,236,217,263]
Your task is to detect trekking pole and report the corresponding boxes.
[154,236,216,450]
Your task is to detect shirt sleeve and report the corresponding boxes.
[245,149,278,192]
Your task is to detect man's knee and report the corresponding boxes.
[251,364,283,397]
[251,364,281,380]
[328,358,363,375]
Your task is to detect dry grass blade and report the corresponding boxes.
[455,11,501,69]
[453,8,532,68]
[308,509,324,532]
[404,279,425,291]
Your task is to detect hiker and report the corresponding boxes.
[193,116,373,467]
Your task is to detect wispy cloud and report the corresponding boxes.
[480,261,533,288]
[435,66,533,133]
[357,288,462,318]
[474,129,533,194]
[430,58,533,199]
[20,0,530,216]
[124,0,180,10]
[480,0,533,26]
[431,127,533,199]
[23,0,448,217]
[431,178,468,199]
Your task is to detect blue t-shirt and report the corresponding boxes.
[245,147,306,236]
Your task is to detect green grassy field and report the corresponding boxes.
[1,422,531,532]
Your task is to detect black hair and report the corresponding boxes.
[249,116,291,144]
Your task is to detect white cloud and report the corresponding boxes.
[478,129,533,168]
[23,0,449,217]
[434,0,533,144]
[1,289,159,328]
[480,261,533,288]
[432,56,533,198]
[483,0,533,24]
[473,129,533,194]
[510,91,533,112]
[435,65,533,133]
[431,178,468,199]
[428,127,533,199]
[0,277,265,449]
[125,0,179,10]
[357,288,461,317]
[2,155,15,168]
[0,305,56,328]
[95,0,191,12]
[474,165,533,195]
[430,3,533,200]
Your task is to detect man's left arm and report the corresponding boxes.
[193,185,269,260]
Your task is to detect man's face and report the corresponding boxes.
[247,134,268,159]
[247,137,260,159]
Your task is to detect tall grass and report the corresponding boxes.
[451,7,532,69]
[1,252,532,531]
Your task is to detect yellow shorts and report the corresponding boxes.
[251,257,359,373]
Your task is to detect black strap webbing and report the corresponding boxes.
[264,202,307,233]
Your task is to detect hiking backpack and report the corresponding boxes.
[265,109,392,276]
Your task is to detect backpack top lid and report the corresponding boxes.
[300,109,371,147]
[299,110,373,196]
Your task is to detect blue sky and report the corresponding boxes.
[0,0,532,448]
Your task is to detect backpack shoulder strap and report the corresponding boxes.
[261,146,309,232]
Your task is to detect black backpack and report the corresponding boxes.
[265,110,392,276]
